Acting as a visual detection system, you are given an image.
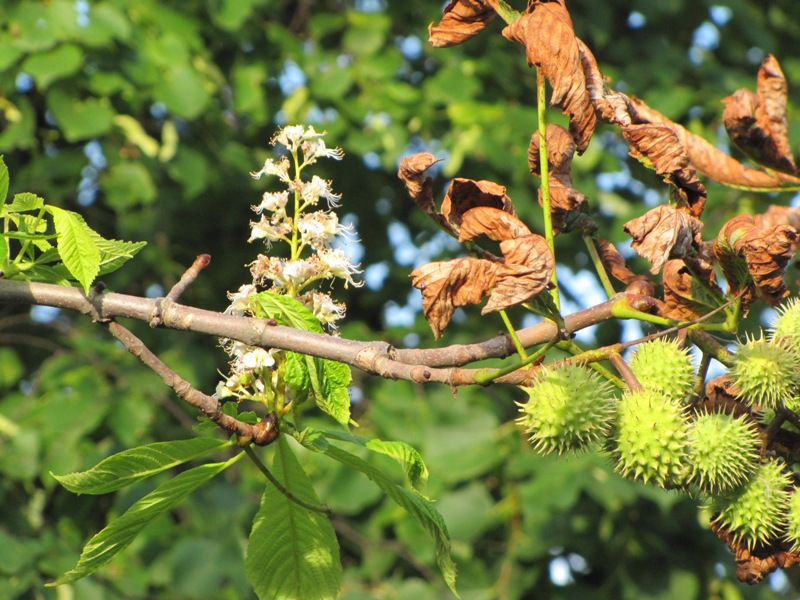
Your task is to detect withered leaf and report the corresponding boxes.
[485,235,555,312]
[577,39,632,126]
[398,152,444,222]
[502,1,595,153]
[410,257,499,338]
[753,204,800,232]
[429,0,495,48]
[529,124,588,233]
[624,205,703,274]
[662,257,725,322]
[722,55,797,174]
[595,237,650,287]
[459,206,531,242]
[621,123,707,216]
[630,97,800,191]
[714,214,798,307]
[441,177,515,230]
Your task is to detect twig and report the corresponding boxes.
[104,319,279,445]
[609,353,642,391]
[167,254,211,302]
[243,445,331,515]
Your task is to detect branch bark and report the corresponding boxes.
[0,279,658,386]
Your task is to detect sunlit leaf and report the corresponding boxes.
[47,206,100,293]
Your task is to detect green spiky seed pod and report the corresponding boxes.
[629,339,696,402]
[516,364,616,455]
[730,335,800,410]
[710,460,792,550]
[686,411,760,494]
[784,489,800,551]
[771,298,800,353]
[613,390,690,488]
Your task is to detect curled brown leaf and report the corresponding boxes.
[722,55,797,174]
[714,214,798,307]
[595,237,651,287]
[398,152,445,223]
[485,235,555,312]
[662,256,724,321]
[621,123,707,216]
[410,257,499,339]
[441,177,515,230]
[459,206,531,242]
[429,0,495,48]
[624,205,703,274]
[502,1,595,152]
[631,97,800,190]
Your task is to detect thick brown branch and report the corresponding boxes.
[105,319,279,445]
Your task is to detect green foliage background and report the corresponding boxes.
[2,0,800,598]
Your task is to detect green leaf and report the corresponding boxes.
[50,453,242,586]
[0,156,8,202]
[246,435,341,600]
[297,430,458,597]
[52,437,234,495]
[250,291,325,333]
[321,430,429,489]
[46,87,114,142]
[8,192,44,212]
[252,292,352,425]
[88,230,146,276]
[47,206,100,293]
[20,43,83,89]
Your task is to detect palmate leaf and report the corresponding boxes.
[246,435,341,600]
[52,437,233,495]
[297,428,458,597]
[251,291,352,426]
[50,453,243,586]
[47,206,100,293]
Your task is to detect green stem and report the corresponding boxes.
[583,234,615,298]
[500,310,527,359]
[484,0,522,24]
[474,338,558,385]
[243,444,331,515]
[537,68,559,309]
[12,205,47,268]
[556,339,625,389]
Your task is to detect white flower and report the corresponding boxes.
[303,138,344,163]
[226,284,257,316]
[281,258,320,288]
[249,215,292,244]
[301,175,341,207]
[251,156,290,182]
[300,291,346,325]
[241,348,275,370]
[253,190,289,214]
[298,211,339,247]
[319,248,362,287]
[272,125,307,150]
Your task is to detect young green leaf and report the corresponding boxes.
[9,192,44,212]
[297,430,458,597]
[246,435,342,600]
[50,453,243,586]
[47,206,100,293]
[251,290,324,332]
[0,155,8,203]
[52,437,234,495]
[322,430,429,489]
[88,230,147,276]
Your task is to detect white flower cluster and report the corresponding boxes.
[217,126,360,404]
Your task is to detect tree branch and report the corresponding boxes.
[0,279,663,386]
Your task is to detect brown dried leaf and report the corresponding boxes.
[621,124,707,216]
[428,0,495,48]
[595,237,650,286]
[410,257,499,338]
[624,205,703,274]
[710,519,800,584]
[753,205,800,232]
[398,152,443,220]
[722,56,797,174]
[662,257,724,321]
[576,39,633,126]
[714,214,798,307]
[484,235,554,312]
[441,177,515,230]
[630,97,800,190]
[459,206,531,242]
[502,1,595,153]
